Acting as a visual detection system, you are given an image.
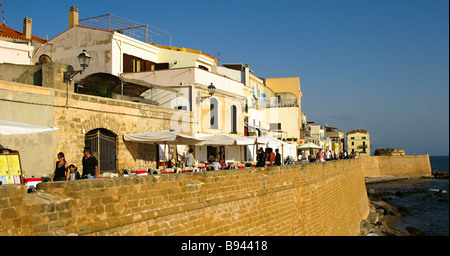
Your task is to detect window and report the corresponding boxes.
[123,53,168,73]
[198,65,209,71]
[231,105,237,134]
[270,123,281,130]
[362,137,366,139]
[210,98,218,129]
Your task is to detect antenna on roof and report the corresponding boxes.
[0,0,6,25]
[215,52,224,64]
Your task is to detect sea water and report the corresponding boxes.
[366,156,449,236]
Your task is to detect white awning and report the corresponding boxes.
[0,120,59,135]
[298,142,322,149]
[123,130,205,145]
[194,133,256,145]
[255,135,289,148]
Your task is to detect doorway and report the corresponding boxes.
[85,128,117,172]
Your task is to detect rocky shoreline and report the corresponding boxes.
[432,170,449,179]
[360,183,449,236]
[360,173,449,236]
[360,199,420,236]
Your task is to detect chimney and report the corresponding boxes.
[23,17,32,40]
[69,6,79,29]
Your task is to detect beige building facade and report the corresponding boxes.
[347,129,371,156]
[266,77,302,141]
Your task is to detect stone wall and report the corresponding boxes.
[0,155,432,236]
[360,155,431,178]
[0,158,378,236]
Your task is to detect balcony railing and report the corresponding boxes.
[79,14,172,45]
[263,99,298,108]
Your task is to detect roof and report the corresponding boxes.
[348,129,369,134]
[150,42,217,63]
[0,24,47,44]
[77,72,178,97]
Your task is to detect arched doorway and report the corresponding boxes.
[85,128,117,172]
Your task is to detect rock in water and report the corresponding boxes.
[406,226,425,236]
[397,205,413,216]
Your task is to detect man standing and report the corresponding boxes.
[256,148,266,167]
[82,147,98,179]
[275,149,282,166]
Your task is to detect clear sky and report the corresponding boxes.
[2,0,449,156]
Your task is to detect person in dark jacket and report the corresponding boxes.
[275,149,282,166]
[256,148,266,167]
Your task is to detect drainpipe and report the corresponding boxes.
[66,79,70,108]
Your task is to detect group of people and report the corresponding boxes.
[256,147,282,167]
[303,149,358,163]
[51,147,98,182]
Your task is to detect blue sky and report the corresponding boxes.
[3,0,449,156]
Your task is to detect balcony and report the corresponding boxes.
[263,99,298,108]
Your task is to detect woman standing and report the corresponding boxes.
[51,152,68,181]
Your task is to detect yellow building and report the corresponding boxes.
[347,129,371,156]
[265,77,302,141]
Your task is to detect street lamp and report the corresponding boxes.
[198,83,216,103]
[78,49,91,70]
[64,49,91,108]
[64,49,91,83]
[207,83,216,97]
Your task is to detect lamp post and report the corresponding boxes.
[64,49,91,108]
[197,83,216,103]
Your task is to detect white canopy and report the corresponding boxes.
[194,133,256,145]
[123,130,205,145]
[255,135,289,148]
[298,142,322,150]
[0,120,59,135]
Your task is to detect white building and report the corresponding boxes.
[0,18,46,65]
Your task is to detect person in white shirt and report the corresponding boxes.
[211,158,221,170]
[185,148,194,167]
[325,149,331,161]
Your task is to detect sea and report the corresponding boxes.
[366,156,449,236]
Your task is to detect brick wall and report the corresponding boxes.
[0,156,431,236]
[360,155,432,177]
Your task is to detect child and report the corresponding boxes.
[67,164,80,181]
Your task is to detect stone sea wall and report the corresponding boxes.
[0,156,431,236]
